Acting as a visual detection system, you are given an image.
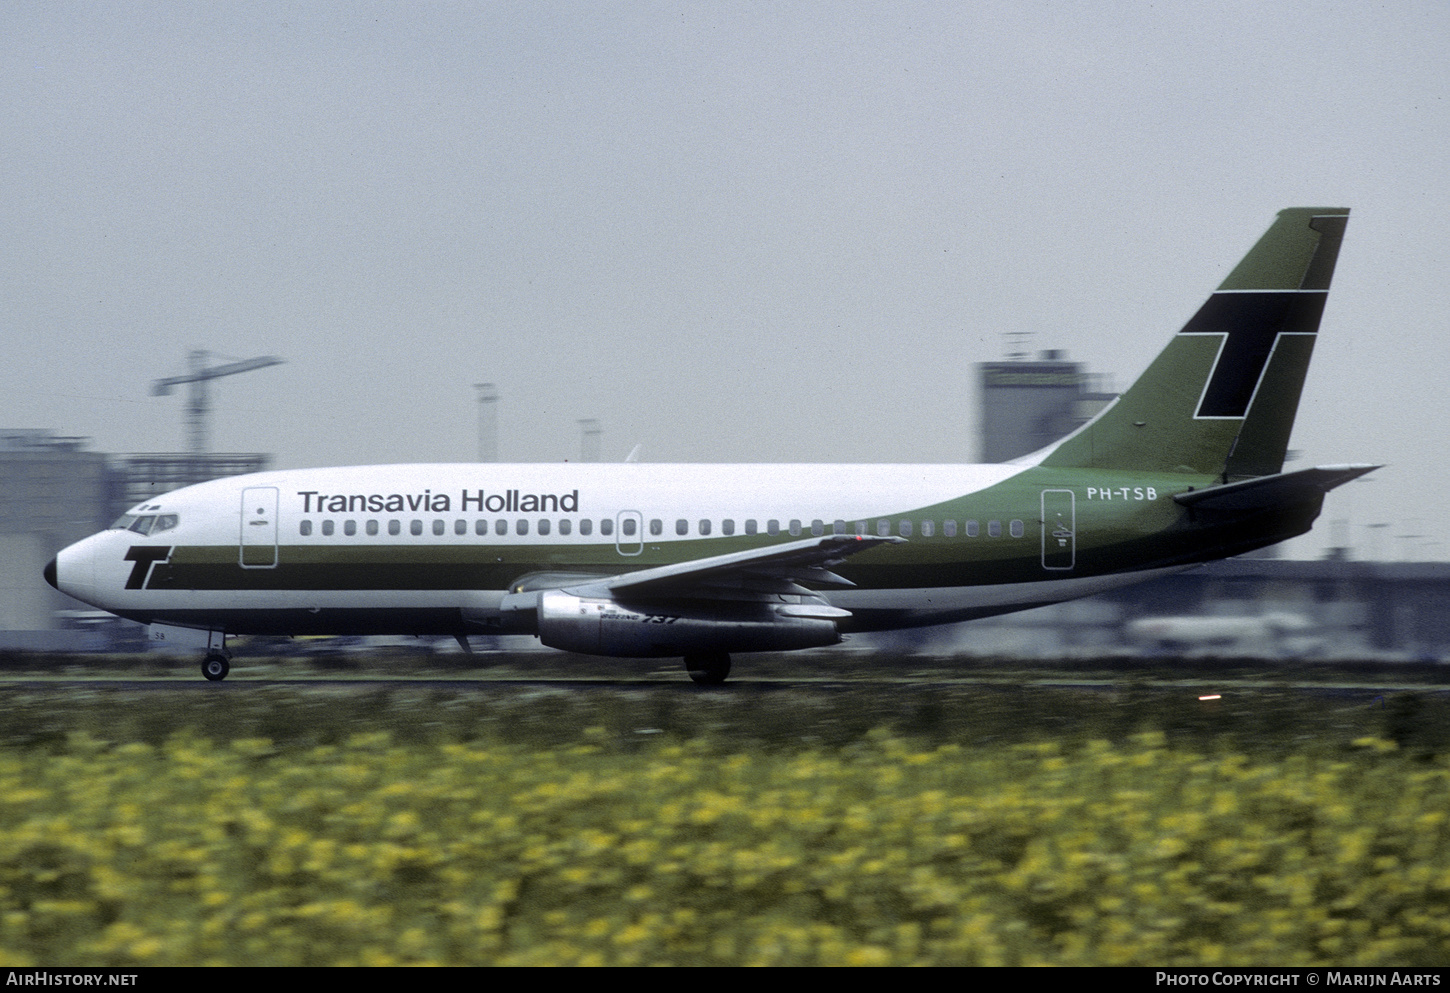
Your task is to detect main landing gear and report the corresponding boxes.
[201,650,231,681]
[684,651,731,685]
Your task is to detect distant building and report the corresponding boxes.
[0,431,112,638]
[0,429,269,647]
[978,349,1116,462]
[110,453,270,514]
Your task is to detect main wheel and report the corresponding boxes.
[684,651,731,685]
[201,653,230,681]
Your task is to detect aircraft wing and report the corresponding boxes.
[566,533,905,599]
[1173,464,1380,512]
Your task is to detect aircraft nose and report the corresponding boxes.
[49,538,101,606]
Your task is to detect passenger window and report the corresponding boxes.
[345,520,357,536]
[988,520,1001,538]
[559,519,572,536]
[517,519,529,536]
[300,520,312,536]
[877,520,890,537]
[833,520,846,535]
[432,520,445,536]
[722,519,734,536]
[767,520,780,536]
[965,520,979,538]
[495,520,508,535]
[538,519,551,536]
[600,519,613,537]
[810,520,824,536]
[856,521,869,535]
[943,520,957,538]
[367,520,379,536]
[921,520,934,537]
[411,520,424,536]
[1010,519,1024,538]
[475,519,487,536]
[676,519,688,536]
[388,520,401,536]
[698,519,711,536]
[788,519,801,536]
[745,520,757,536]
[582,519,595,536]
[899,520,913,537]
[322,520,335,536]
[454,519,467,535]
[622,518,637,537]
[650,519,663,536]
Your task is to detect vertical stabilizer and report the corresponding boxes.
[1036,208,1349,476]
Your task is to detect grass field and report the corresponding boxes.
[0,651,1448,965]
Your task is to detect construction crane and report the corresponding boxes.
[151,350,285,455]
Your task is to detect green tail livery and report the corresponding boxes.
[48,208,1375,683]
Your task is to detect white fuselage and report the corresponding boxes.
[51,461,1184,639]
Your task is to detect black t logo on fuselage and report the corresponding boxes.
[124,546,172,589]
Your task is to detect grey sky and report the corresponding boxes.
[3,2,1446,559]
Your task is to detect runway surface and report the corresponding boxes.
[2,661,1448,695]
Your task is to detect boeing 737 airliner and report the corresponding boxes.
[47,208,1374,682]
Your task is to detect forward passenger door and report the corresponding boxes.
[240,487,279,568]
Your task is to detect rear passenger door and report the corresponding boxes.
[1041,489,1075,570]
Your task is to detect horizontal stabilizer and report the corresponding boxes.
[1173,464,1380,512]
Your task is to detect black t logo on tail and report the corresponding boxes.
[124,546,172,589]
[1181,291,1327,418]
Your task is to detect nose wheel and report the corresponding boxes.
[201,652,230,681]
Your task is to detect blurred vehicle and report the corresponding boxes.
[1127,612,1322,656]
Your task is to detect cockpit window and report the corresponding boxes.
[109,512,180,535]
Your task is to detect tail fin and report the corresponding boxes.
[1036,207,1349,477]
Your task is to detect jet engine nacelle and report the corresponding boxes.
[535,589,846,658]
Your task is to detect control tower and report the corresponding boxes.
[978,349,1116,462]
